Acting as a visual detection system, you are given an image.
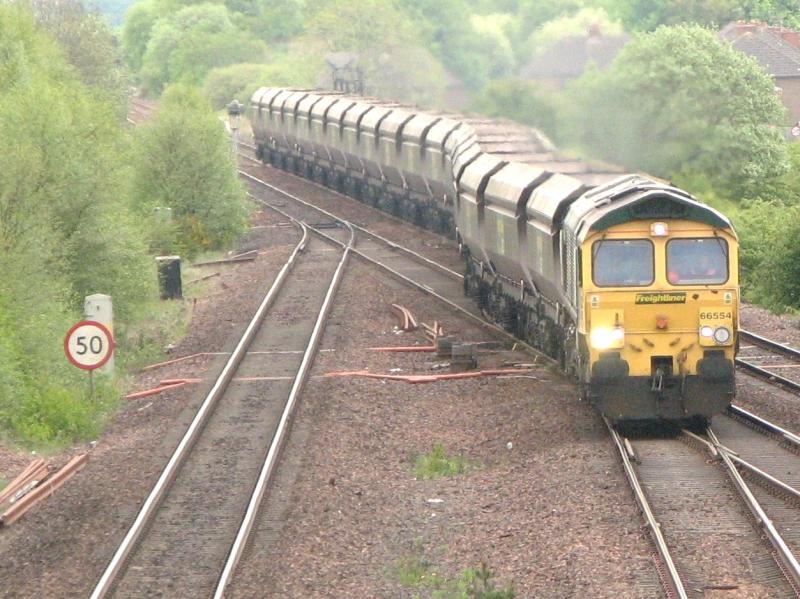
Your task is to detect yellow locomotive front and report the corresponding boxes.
[568,181,738,421]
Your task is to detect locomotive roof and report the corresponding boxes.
[564,175,735,241]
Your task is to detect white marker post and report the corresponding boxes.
[64,320,115,400]
[84,294,114,374]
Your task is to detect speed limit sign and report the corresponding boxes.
[64,320,114,370]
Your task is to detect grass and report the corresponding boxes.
[114,251,224,373]
[411,443,474,479]
[391,551,515,599]
[393,554,446,590]
[0,477,6,493]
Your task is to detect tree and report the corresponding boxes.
[130,84,248,256]
[402,0,514,88]
[603,0,800,31]
[203,62,307,109]
[27,0,126,98]
[0,5,152,444]
[140,3,267,95]
[251,0,306,43]
[565,25,788,199]
[122,0,158,72]
[506,0,583,63]
[471,78,559,140]
[525,7,624,59]
[291,0,447,104]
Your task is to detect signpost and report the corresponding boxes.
[64,320,115,398]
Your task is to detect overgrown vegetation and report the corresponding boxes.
[411,443,474,479]
[392,552,515,599]
[130,85,249,257]
[0,3,248,447]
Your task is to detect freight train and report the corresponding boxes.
[250,87,739,422]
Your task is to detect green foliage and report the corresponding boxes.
[726,143,800,311]
[441,562,516,599]
[0,4,158,447]
[0,8,153,320]
[526,7,623,58]
[130,84,248,256]
[28,0,126,100]
[412,443,473,479]
[250,0,306,43]
[393,554,446,589]
[88,0,136,27]
[291,0,446,105]
[403,0,513,89]
[566,25,788,199]
[122,0,158,72]
[734,199,800,310]
[603,0,800,31]
[140,3,267,95]
[0,245,119,446]
[505,0,584,64]
[471,77,559,140]
[392,551,514,599]
[203,62,306,110]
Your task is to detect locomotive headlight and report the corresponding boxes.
[650,222,669,236]
[700,326,714,338]
[590,327,625,350]
[713,326,732,345]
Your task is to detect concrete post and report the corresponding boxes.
[84,293,114,374]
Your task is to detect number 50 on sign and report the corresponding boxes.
[64,320,114,370]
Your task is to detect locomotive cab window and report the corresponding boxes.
[667,238,728,285]
[592,239,654,287]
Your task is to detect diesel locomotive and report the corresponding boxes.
[250,87,739,422]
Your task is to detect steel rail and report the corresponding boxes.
[604,419,688,599]
[237,153,462,281]
[91,217,310,599]
[238,169,552,363]
[213,208,354,598]
[706,427,800,594]
[740,329,800,361]
[735,358,800,393]
[728,453,800,503]
[728,404,800,449]
[736,329,800,393]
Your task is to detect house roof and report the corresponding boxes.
[720,24,800,78]
[520,32,629,80]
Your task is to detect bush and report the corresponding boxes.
[140,3,268,95]
[130,84,249,257]
[203,62,304,110]
[565,25,787,200]
[734,199,800,311]
[471,77,559,141]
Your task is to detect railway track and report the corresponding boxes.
[611,416,800,598]
[127,103,800,595]
[737,329,800,393]
[235,143,550,361]
[236,140,800,596]
[92,208,354,597]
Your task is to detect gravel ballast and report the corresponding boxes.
[227,264,661,598]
